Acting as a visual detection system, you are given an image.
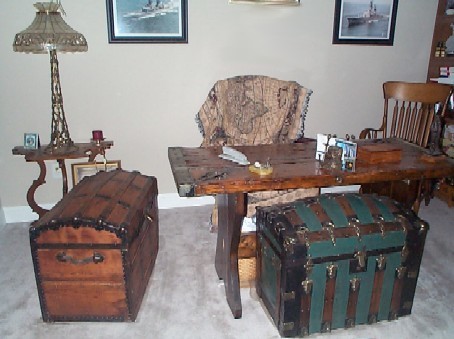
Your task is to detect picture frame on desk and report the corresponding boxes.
[332,0,398,46]
[72,160,121,186]
[23,133,39,150]
[106,0,188,43]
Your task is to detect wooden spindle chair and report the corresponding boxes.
[359,81,452,213]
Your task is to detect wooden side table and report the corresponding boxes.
[12,141,113,218]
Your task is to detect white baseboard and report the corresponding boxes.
[158,194,215,209]
[2,193,215,224]
[2,186,360,224]
[0,204,5,227]
[321,185,360,194]
[3,203,57,224]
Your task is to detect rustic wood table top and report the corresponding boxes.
[169,139,454,197]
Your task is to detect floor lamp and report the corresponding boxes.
[13,1,88,154]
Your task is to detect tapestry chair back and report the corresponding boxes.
[196,75,319,227]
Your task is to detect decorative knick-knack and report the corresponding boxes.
[446,23,454,55]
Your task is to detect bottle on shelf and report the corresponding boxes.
[436,42,442,57]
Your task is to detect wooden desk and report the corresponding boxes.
[12,141,113,218]
[168,139,454,319]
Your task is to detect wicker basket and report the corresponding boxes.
[238,232,257,287]
[239,257,256,287]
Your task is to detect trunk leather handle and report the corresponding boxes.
[56,251,104,265]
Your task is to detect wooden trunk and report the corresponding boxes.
[255,193,428,337]
[30,170,159,322]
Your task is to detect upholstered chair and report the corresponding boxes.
[196,75,320,228]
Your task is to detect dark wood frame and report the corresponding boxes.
[332,0,398,45]
[106,0,188,43]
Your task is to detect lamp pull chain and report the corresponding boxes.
[50,0,66,16]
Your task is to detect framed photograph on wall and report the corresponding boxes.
[106,0,188,43]
[332,0,399,45]
[71,161,122,186]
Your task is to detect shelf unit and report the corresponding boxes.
[427,0,454,81]
[428,2,454,209]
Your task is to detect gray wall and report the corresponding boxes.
[0,0,437,209]
[0,197,5,226]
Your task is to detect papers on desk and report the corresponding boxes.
[218,146,250,165]
[241,217,256,233]
[430,77,454,85]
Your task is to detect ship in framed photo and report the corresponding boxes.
[123,0,178,20]
[345,0,385,27]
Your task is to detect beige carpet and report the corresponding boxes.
[0,198,453,339]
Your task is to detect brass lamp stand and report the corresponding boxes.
[13,1,88,154]
[49,48,74,151]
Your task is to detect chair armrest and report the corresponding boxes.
[359,127,384,140]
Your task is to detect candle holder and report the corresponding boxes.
[91,130,104,146]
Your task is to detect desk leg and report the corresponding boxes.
[27,160,48,218]
[215,192,246,319]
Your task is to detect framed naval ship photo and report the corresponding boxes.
[106,0,188,43]
[332,0,398,45]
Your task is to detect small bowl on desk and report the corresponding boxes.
[248,161,273,176]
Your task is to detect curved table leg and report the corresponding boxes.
[215,193,246,319]
[26,160,48,218]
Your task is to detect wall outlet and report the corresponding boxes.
[51,161,62,179]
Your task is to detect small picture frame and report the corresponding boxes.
[334,139,357,171]
[315,133,357,171]
[71,160,122,186]
[24,133,40,149]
